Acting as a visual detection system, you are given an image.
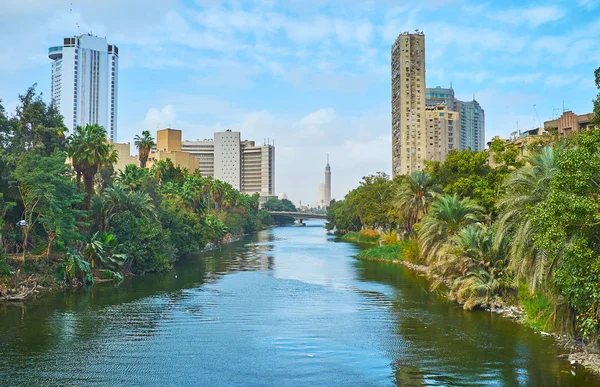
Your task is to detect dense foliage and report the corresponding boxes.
[327,67,600,346]
[0,86,271,291]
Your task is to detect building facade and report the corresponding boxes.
[391,31,426,176]
[49,34,118,141]
[181,131,275,197]
[425,104,459,162]
[148,128,199,171]
[179,139,215,177]
[544,111,595,137]
[426,86,485,152]
[457,99,485,151]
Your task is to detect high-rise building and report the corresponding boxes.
[181,131,275,197]
[425,104,460,161]
[391,31,426,177]
[49,34,119,141]
[317,156,332,208]
[425,86,455,109]
[456,99,485,151]
[426,86,485,152]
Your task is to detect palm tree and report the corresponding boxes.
[68,124,117,210]
[396,171,438,234]
[418,194,485,264]
[134,130,155,168]
[495,145,560,292]
[90,186,155,232]
[115,164,148,192]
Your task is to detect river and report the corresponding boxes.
[0,221,598,386]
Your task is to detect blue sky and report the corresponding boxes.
[1,0,599,204]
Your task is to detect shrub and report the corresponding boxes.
[401,240,424,265]
[380,230,399,245]
[518,283,554,332]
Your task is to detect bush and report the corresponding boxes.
[401,240,424,265]
[380,230,399,245]
[518,283,554,332]
[110,211,174,274]
[0,257,12,277]
[356,244,404,261]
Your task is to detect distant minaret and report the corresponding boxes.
[325,154,331,206]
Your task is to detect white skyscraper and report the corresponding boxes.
[49,34,119,141]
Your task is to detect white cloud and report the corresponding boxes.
[491,6,565,27]
[142,105,177,131]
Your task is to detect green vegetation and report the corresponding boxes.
[262,197,297,212]
[340,231,380,244]
[356,244,404,261]
[327,66,600,347]
[0,85,271,300]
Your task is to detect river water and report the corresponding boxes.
[0,221,598,386]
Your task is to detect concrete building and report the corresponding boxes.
[426,86,485,152]
[316,156,332,209]
[181,131,275,197]
[112,142,138,173]
[214,130,242,190]
[148,128,199,171]
[49,34,118,141]
[241,140,275,197]
[544,111,595,137]
[425,104,460,162]
[179,139,215,177]
[391,31,426,176]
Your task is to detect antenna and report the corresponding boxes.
[533,104,540,128]
[327,154,329,164]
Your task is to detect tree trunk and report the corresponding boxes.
[22,227,28,262]
[83,173,95,210]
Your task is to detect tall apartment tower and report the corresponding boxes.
[457,99,485,151]
[426,86,485,152]
[49,34,119,141]
[391,31,426,177]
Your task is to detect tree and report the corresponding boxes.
[13,151,83,260]
[68,124,117,210]
[396,171,438,234]
[134,130,155,168]
[115,164,149,192]
[531,129,600,341]
[592,67,600,128]
[418,194,485,264]
[495,145,560,291]
[263,198,297,212]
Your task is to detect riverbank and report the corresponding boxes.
[349,237,600,375]
[0,229,260,303]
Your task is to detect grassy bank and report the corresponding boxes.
[356,244,404,261]
[340,231,380,244]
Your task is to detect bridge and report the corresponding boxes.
[268,211,326,226]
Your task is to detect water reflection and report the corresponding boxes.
[0,223,598,386]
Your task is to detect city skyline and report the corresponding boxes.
[1,0,599,203]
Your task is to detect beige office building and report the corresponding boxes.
[112,142,138,172]
[147,128,200,171]
[181,131,275,197]
[392,31,426,176]
[425,104,460,162]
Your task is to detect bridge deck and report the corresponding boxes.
[268,211,326,219]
